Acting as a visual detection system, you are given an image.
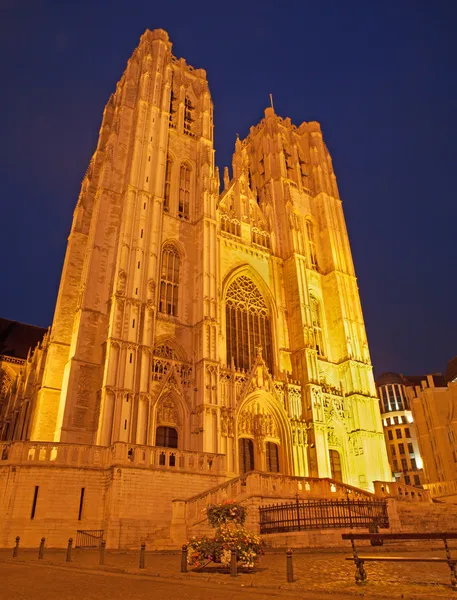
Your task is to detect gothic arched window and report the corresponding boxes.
[266,442,280,473]
[178,164,191,220]
[239,438,254,474]
[306,220,318,270]
[225,275,273,372]
[164,156,172,213]
[310,295,325,357]
[159,245,180,316]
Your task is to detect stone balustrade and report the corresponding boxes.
[0,441,226,475]
[423,479,457,499]
[373,480,431,503]
[183,471,375,526]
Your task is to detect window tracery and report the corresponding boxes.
[251,227,270,250]
[220,214,241,237]
[159,245,180,316]
[152,342,192,386]
[225,276,273,372]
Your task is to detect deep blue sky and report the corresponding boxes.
[1,0,456,376]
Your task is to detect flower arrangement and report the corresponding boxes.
[206,500,247,527]
[187,528,263,569]
[187,501,263,570]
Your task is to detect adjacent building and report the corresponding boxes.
[407,362,457,500]
[377,361,457,501]
[0,319,46,435]
[376,372,425,487]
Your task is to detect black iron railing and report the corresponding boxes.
[259,498,388,534]
[75,530,105,548]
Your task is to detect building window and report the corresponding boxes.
[225,275,273,372]
[396,428,402,439]
[184,96,194,135]
[178,164,191,219]
[306,220,318,270]
[410,457,417,470]
[164,156,172,213]
[78,488,85,521]
[159,245,180,316]
[390,445,396,456]
[388,430,393,441]
[156,426,178,448]
[399,443,405,455]
[401,458,408,470]
[329,449,343,482]
[393,459,398,471]
[266,442,279,473]
[404,475,411,485]
[310,296,325,357]
[405,427,411,438]
[239,438,254,474]
[408,442,414,454]
[414,474,421,486]
[30,486,39,520]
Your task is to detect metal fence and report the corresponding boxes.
[259,498,389,534]
[75,530,105,548]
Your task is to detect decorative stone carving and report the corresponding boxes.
[157,397,180,426]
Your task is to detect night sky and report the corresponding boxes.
[1,1,456,377]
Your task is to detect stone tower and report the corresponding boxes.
[1,29,390,490]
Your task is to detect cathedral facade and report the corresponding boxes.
[0,28,390,490]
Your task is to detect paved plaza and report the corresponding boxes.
[1,543,457,599]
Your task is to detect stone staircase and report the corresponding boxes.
[395,502,457,532]
[176,471,375,541]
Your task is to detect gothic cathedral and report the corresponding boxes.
[2,29,390,491]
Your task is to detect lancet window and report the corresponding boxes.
[184,96,194,135]
[164,156,172,213]
[266,442,280,473]
[310,295,325,357]
[159,245,180,317]
[178,164,191,220]
[306,220,318,270]
[239,438,254,474]
[225,275,273,373]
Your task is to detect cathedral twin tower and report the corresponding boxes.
[4,29,390,489]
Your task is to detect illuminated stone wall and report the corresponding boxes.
[0,28,391,492]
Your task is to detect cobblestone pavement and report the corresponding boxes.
[1,543,457,599]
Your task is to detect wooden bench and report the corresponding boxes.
[342,532,457,590]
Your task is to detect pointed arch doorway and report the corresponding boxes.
[329,449,343,482]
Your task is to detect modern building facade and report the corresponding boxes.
[376,372,424,487]
[0,29,390,492]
